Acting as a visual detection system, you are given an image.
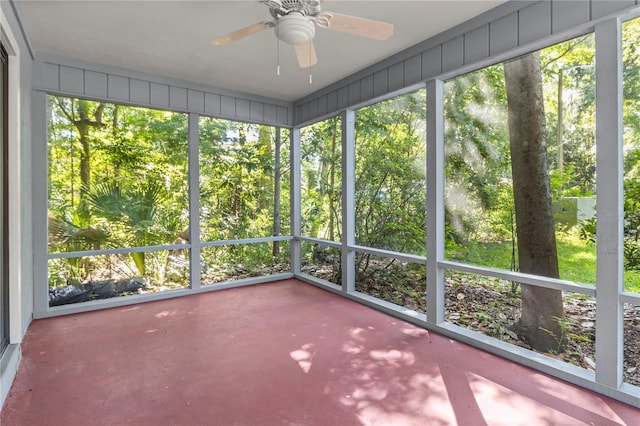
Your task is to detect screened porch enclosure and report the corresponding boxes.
[13,0,640,411]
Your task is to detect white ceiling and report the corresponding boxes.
[17,0,506,102]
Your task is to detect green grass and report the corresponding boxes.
[446,231,640,293]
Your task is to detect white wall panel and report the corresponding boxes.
[519,1,552,45]
[107,74,129,101]
[169,86,187,110]
[59,66,83,94]
[84,71,107,98]
[552,1,591,33]
[251,101,264,122]
[296,104,309,124]
[490,13,519,56]
[277,106,289,125]
[41,62,59,91]
[337,86,349,109]
[307,99,318,120]
[388,62,404,92]
[264,103,278,123]
[293,0,638,125]
[592,0,636,19]
[316,94,328,117]
[442,36,464,72]
[236,98,251,120]
[149,82,169,107]
[404,54,422,86]
[360,75,374,100]
[422,46,442,80]
[327,91,338,112]
[187,89,204,112]
[465,25,490,64]
[204,92,221,115]
[220,95,236,117]
[373,69,388,98]
[348,81,360,106]
[130,79,150,105]
[33,55,291,126]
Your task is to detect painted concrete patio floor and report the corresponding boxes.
[1,279,638,425]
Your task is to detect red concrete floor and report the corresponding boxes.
[1,279,638,425]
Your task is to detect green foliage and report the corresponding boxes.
[199,118,289,242]
[578,217,596,244]
[538,316,572,355]
[449,229,640,292]
[578,204,640,272]
[85,181,167,275]
[542,35,596,194]
[624,240,640,271]
[200,242,290,284]
[444,63,511,242]
[301,117,341,241]
[48,98,191,284]
[48,97,290,289]
[355,255,426,313]
[355,89,427,256]
[439,30,640,293]
[301,243,341,284]
[443,33,599,252]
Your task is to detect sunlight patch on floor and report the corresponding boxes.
[289,343,315,373]
[369,349,415,366]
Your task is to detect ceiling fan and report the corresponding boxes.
[211,0,394,69]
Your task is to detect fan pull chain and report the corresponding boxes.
[276,39,281,76]
[309,45,312,84]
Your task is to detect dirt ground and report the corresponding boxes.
[303,262,640,387]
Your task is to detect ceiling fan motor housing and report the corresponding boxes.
[276,12,316,45]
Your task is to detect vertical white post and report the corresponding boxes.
[7,37,23,340]
[595,18,624,388]
[290,127,301,274]
[342,110,355,292]
[188,113,201,290]
[426,80,445,324]
[32,90,49,316]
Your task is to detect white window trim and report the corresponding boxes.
[1,5,23,344]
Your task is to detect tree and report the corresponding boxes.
[53,98,106,222]
[301,117,342,241]
[504,52,566,352]
[355,89,427,257]
[48,97,190,288]
[444,65,511,245]
[541,35,596,197]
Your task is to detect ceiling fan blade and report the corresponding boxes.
[318,12,393,40]
[294,41,318,68]
[211,22,268,46]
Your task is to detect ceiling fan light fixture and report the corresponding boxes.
[276,12,315,45]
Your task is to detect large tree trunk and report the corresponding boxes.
[69,100,105,223]
[504,52,566,353]
[54,98,105,220]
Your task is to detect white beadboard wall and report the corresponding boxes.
[294,0,639,125]
[32,54,292,127]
